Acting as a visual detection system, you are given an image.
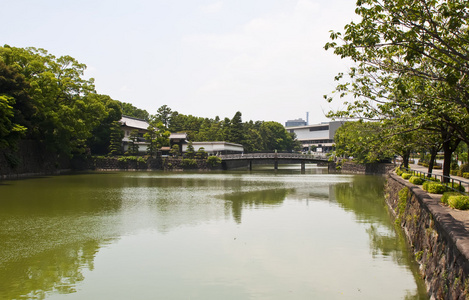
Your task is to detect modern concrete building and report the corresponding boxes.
[286,121,345,152]
[285,118,307,127]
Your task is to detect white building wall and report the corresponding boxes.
[182,142,243,154]
[293,128,329,140]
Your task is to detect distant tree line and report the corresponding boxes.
[123,104,301,153]
[0,45,300,161]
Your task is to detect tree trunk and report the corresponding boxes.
[427,147,438,177]
[402,149,411,169]
[442,138,460,183]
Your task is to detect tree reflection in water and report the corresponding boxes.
[222,188,293,224]
[333,175,427,299]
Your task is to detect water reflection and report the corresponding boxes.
[0,240,102,300]
[333,176,427,299]
[222,188,293,224]
[0,170,427,299]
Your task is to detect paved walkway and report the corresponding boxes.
[408,163,469,190]
[405,164,469,231]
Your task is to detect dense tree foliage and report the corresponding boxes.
[144,120,170,157]
[0,45,300,160]
[119,102,150,121]
[0,45,122,156]
[325,0,469,179]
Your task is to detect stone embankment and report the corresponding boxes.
[328,161,395,174]
[386,173,469,299]
[0,140,72,180]
[91,157,220,171]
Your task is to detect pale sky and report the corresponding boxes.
[1,0,357,124]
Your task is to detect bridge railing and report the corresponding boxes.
[219,153,328,161]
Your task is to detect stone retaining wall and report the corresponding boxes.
[328,161,395,174]
[386,173,469,299]
[0,140,71,179]
[91,157,221,171]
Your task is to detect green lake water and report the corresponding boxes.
[0,165,427,299]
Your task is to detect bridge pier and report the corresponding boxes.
[248,160,252,171]
[274,160,278,170]
[301,161,305,173]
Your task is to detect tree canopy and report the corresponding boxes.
[324,0,469,178]
[0,45,122,156]
[0,45,301,159]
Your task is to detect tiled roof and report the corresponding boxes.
[120,116,149,130]
[170,133,187,139]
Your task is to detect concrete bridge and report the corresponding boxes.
[219,153,330,171]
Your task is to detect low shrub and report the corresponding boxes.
[441,192,460,205]
[409,176,424,185]
[444,182,465,192]
[448,195,469,210]
[206,156,222,167]
[397,187,409,219]
[402,173,412,180]
[423,181,447,194]
[458,164,469,177]
[395,168,404,176]
[463,173,469,179]
[117,156,146,163]
[181,158,197,168]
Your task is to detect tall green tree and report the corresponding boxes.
[229,111,244,144]
[0,61,30,148]
[108,120,124,155]
[119,102,150,121]
[128,129,140,155]
[154,105,172,128]
[144,121,170,157]
[87,94,122,155]
[0,45,107,156]
[324,0,469,178]
[259,121,295,152]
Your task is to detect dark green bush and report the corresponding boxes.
[4,152,21,168]
[181,158,197,168]
[206,156,221,167]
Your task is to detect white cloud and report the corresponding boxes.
[200,1,223,14]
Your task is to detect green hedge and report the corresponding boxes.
[422,181,447,194]
[444,182,465,192]
[409,176,424,185]
[458,164,469,177]
[441,192,461,205]
[395,168,404,176]
[206,156,222,167]
[402,173,412,180]
[181,158,197,168]
[448,195,469,210]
